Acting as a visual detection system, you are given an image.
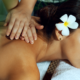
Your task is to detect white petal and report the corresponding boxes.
[55,23,64,31]
[61,27,70,36]
[67,15,76,24]
[68,22,79,29]
[60,14,68,22]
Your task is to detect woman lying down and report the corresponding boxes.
[0,0,80,80]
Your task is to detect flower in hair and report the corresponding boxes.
[55,14,79,36]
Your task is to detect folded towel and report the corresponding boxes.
[51,60,80,80]
[37,61,51,80]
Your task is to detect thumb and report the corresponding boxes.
[35,22,44,30]
[4,13,10,26]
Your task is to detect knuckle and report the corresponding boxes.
[23,30,27,33]
[18,29,22,33]
[7,28,11,32]
[12,29,17,33]
[20,22,24,26]
[8,25,13,30]
[28,27,30,29]
[29,37,33,41]
[25,21,29,25]
[30,24,33,28]
[25,23,29,26]
[15,23,19,26]
[31,27,35,31]
[23,27,27,31]
[17,31,20,35]
[31,30,36,34]
[32,26,35,29]
[33,33,36,36]
[28,35,32,38]
[24,26,28,31]
[11,32,15,35]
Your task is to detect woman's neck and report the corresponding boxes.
[36,30,62,62]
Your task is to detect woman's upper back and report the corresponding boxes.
[0,22,48,62]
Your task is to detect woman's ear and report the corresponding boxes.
[55,28,66,41]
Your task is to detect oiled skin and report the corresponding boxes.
[0,23,59,80]
[0,24,41,80]
[1,22,80,80]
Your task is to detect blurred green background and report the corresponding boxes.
[0,0,7,21]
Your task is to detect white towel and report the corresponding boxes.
[51,60,80,80]
[37,61,51,80]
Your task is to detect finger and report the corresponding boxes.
[22,26,28,36]
[6,17,15,36]
[30,25,37,40]
[10,19,20,40]
[21,37,25,40]
[36,25,44,29]
[35,22,44,29]
[24,35,29,43]
[20,36,25,41]
[4,13,10,26]
[27,28,34,44]
[22,22,29,36]
[15,21,24,39]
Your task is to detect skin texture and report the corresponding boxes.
[3,0,44,44]
[0,19,80,80]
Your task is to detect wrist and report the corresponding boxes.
[18,0,37,14]
[17,4,32,15]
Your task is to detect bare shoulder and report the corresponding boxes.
[0,40,40,80]
[0,22,40,80]
[0,22,32,54]
[66,52,80,68]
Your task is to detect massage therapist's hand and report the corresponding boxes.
[4,5,32,40]
[20,16,44,44]
[4,8,43,44]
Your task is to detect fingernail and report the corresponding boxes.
[10,37,13,40]
[27,40,29,43]
[6,33,9,36]
[25,39,29,43]
[34,35,37,40]
[34,37,37,40]
[31,40,34,44]
[15,36,19,39]
[6,34,9,36]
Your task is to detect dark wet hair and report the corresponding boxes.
[37,0,80,40]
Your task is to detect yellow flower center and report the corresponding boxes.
[64,22,69,27]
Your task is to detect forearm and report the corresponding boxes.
[2,0,19,12]
[18,0,37,14]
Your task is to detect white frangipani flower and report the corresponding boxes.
[55,14,79,36]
